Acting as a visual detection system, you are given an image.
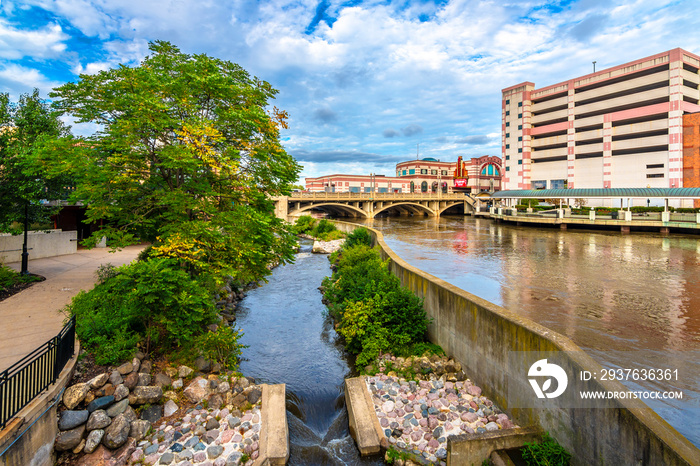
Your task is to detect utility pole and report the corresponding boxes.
[592,61,597,73]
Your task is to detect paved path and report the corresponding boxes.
[0,246,144,373]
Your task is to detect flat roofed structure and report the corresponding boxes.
[502,48,700,207]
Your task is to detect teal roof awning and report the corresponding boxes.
[490,188,700,199]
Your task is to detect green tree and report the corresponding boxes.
[0,89,70,233]
[44,41,301,284]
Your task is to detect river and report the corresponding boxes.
[357,215,700,448]
[235,240,384,465]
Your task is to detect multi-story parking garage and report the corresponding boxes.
[501,48,700,205]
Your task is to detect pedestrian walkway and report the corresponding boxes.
[0,246,144,373]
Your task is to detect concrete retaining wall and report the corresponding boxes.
[0,342,79,466]
[332,221,700,466]
[0,230,77,263]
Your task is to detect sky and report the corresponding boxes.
[2,0,700,183]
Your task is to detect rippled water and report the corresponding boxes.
[356,216,700,448]
[235,241,383,465]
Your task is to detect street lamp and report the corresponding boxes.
[21,201,29,275]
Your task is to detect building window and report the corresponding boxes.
[506,111,510,116]
[647,173,664,178]
[441,170,448,175]
[518,125,522,130]
[532,180,547,189]
[518,113,522,118]
[481,164,500,176]
[518,136,522,141]
[506,133,510,138]
[349,186,360,193]
[518,148,522,153]
[506,99,510,104]
[518,160,522,164]
[551,179,567,189]
[506,166,510,171]
[518,102,522,107]
[402,170,407,175]
[420,169,428,174]
[505,155,510,160]
[364,187,372,193]
[421,181,428,192]
[431,169,437,175]
[506,122,510,127]
[506,144,510,149]
[409,169,415,175]
[646,164,664,169]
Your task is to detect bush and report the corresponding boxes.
[324,243,430,369]
[522,432,571,466]
[291,215,317,235]
[67,258,218,364]
[0,263,41,293]
[317,229,345,241]
[310,219,336,237]
[344,227,373,249]
[196,325,247,371]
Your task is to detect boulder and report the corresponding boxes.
[102,414,130,449]
[106,398,129,417]
[164,366,178,378]
[123,372,139,390]
[183,377,211,403]
[312,239,345,254]
[84,429,104,454]
[63,383,90,410]
[55,425,85,451]
[137,373,151,386]
[194,357,211,372]
[163,400,179,417]
[139,360,152,374]
[139,404,162,423]
[95,383,115,397]
[129,419,151,441]
[113,384,129,401]
[59,410,89,431]
[172,378,183,389]
[208,394,223,410]
[178,365,194,379]
[87,395,115,413]
[154,373,172,387]
[246,388,262,405]
[116,362,133,375]
[78,438,135,466]
[129,386,163,404]
[87,410,112,431]
[131,358,141,373]
[109,370,123,386]
[123,406,138,423]
[88,373,109,389]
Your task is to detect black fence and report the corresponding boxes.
[0,316,76,428]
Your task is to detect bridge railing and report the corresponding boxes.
[289,192,471,200]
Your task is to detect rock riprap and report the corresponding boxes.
[366,374,516,465]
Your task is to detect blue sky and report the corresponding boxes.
[2,0,700,182]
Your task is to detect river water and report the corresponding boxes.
[356,215,700,448]
[236,240,383,465]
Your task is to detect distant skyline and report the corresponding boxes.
[3,0,700,182]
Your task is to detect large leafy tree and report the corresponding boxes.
[0,89,70,233]
[44,41,301,283]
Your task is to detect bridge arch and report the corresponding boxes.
[373,202,436,218]
[289,202,369,219]
[437,201,474,216]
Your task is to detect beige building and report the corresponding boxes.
[502,48,700,193]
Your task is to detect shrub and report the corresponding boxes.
[291,215,317,235]
[196,325,247,371]
[522,432,571,466]
[317,229,345,241]
[67,257,218,364]
[310,219,336,238]
[0,263,41,293]
[344,227,373,249]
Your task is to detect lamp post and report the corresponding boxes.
[21,201,29,275]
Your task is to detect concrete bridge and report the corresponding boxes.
[274,192,477,220]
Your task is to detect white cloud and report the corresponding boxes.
[0,20,68,59]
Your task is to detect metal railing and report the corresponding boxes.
[289,191,470,200]
[0,316,76,428]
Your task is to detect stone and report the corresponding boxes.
[216,381,230,394]
[132,357,141,372]
[106,398,129,417]
[207,445,224,459]
[468,385,482,396]
[137,373,152,386]
[87,395,115,413]
[77,438,136,466]
[84,429,104,454]
[178,365,194,378]
[226,452,242,464]
[113,383,129,401]
[63,383,90,410]
[130,420,152,441]
[194,357,211,372]
[117,362,133,375]
[55,425,86,451]
[184,377,211,403]
[485,421,499,431]
[205,417,220,430]
[130,385,163,404]
[164,399,179,417]
[123,406,138,422]
[140,404,163,423]
[160,452,174,464]
[208,394,224,410]
[211,362,222,374]
[154,373,172,387]
[87,410,112,431]
[88,373,109,389]
[102,413,130,449]
[139,360,152,373]
[164,366,178,378]
[172,378,183,389]
[59,409,89,431]
[124,371,140,390]
[109,370,123,386]
[95,383,115,398]
[246,388,261,404]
